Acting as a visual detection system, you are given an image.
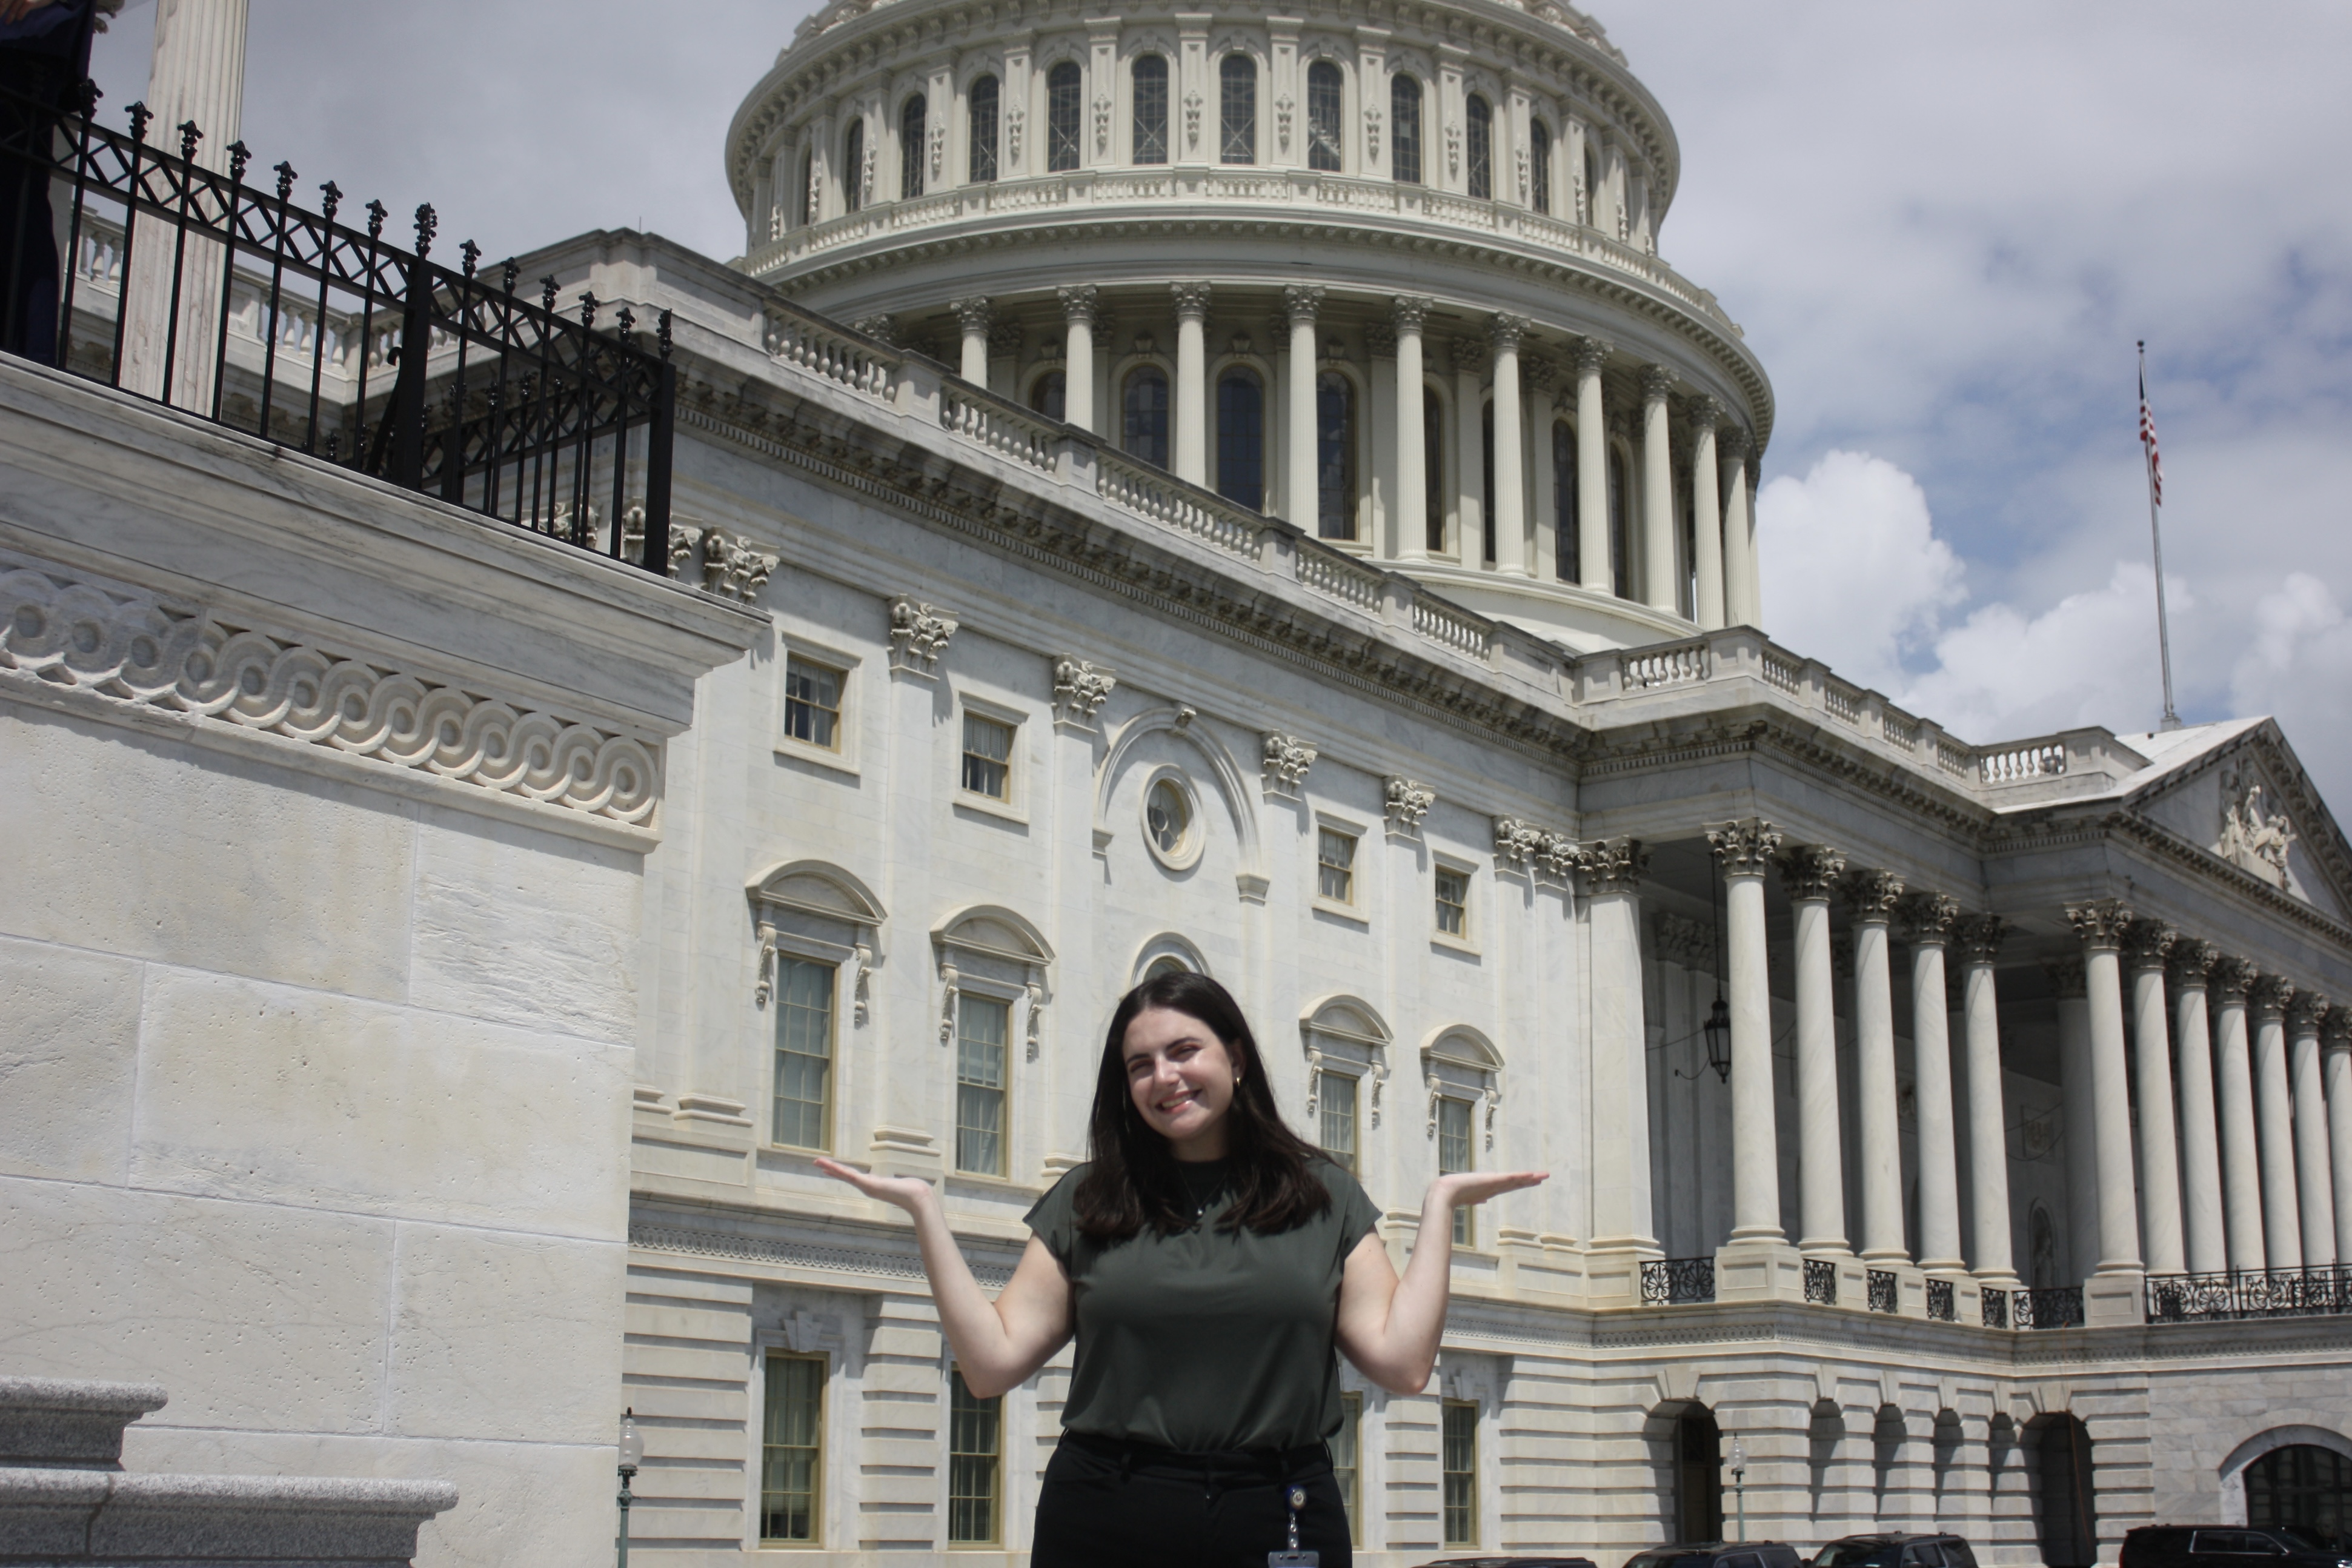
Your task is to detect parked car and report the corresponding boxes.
[1812,1533,1980,1568]
[2121,1526,2352,1568]
[1406,1558,1599,1568]
[1623,1543,1807,1568]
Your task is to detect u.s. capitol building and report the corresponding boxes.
[3,0,2349,1564]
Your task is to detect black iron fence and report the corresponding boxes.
[1981,1287,2010,1329]
[2008,1286,2084,1330]
[1866,1268,1898,1314]
[1803,1258,1838,1306]
[1640,1257,1716,1306]
[2147,1266,2352,1324]
[1,82,673,570]
[1926,1277,1956,1323]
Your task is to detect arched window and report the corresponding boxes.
[1315,371,1355,540]
[1480,401,1495,563]
[842,119,865,213]
[1423,386,1445,553]
[1466,94,1493,199]
[968,76,1000,183]
[1220,55,1256,165]
[1132,55,1169,164]
[1552,420,1576,580]
[2247,1444,2352,1543]
[1529,119,1552,214]
[1583,145,1601,224]
[1306,61,1343,171]
[1678,469,1696,617]
[1030,371,1066,422]
[1607,447,1629,598]
[1216,368,1264,510]
[796,151,814,226]
[1047,61,1082,171]
[1124,367,1170,469]
[900,95,926,199]
[1391,75,1423,185]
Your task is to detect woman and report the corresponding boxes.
[817,971,1545,1567]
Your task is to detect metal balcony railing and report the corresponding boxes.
[1803,1258,1838,1306]
[2147,1266,2352,1323]
[2002,1286,2084,1330]
[1866,1269,1898,1314]
[1640,1257,1715,1306]
[1926,1278,1956,1323]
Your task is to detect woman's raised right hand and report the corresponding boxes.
[813,1156,938,1214]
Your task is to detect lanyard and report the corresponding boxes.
[1267,1483,1317,1567]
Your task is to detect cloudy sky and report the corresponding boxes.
[90,1,2352,807]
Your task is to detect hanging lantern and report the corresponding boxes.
[1703,997,1732,1083]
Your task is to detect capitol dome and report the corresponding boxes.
[723,0,1773,653]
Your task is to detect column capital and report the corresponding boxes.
[1841,869,1907,923]
[1390,293,1433,334]
[1705,817,1782,878]
[2042,954,2087,1000]
[1573,335,1613,376]
[2065,897,2135,952]
[1639,364,1675,404]
[2210,954,2257,1004]
[2168,936,2220,988]
[1282,283,1325,329]
[2250,972,2296,1020]
[1774,843,1847,903]
[1445,336,1485,378]
[1952,912,2008,966]
[1575,835,1649,894]
[2287,988,2331,1034]
[1170,281,1213,321]
[1364,322,1397,356]
[2322,1005,2352,1049]
[2121,917,2178,973]
[1057,284,1100,325]
[1686,394,1723,433]
[987,321,1024,356]
[1718,422,1752,461]
[1525,356,1559,396]
[949,295,993,333]
[1486,311,1529,354]
[1898,891,1961,945]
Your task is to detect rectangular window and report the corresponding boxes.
[1317,826,1356,905]
[948,1370,1002,1545]
[956,994,1009,1175]
[783,655,843,749]
[1441,1398,1478,1547]
[773,957,834,1151]
[1435,866,1469,938]
[762,1353,826,1544]
[961,711,1012,799]
[1319,1070,1359,1174]
[1334,1391,1363,1544]
[1438,1095,1473,1246]
[1220,57,1256,164]
[1132,56,1169,165]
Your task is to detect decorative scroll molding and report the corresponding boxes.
[1051,656,1117,729]
[1261,731,1318,792]
[1842,868,1907,922]
[1283,283,1325,330]
[1704,817,1779,877]
[1392,294,1430,335]
[2065,897,2134,952]
[0,565,660,825]
[1384,777,1436,836]
[886,596,958,676]
[1775,843,1846,902]
[1275,93,1294,152]
[1899,891,1961,945]
[1055,284,1100,327]
[1093,94,1112,154]
[2121,917,2178,973]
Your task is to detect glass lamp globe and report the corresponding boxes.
[619,1408,644,1471]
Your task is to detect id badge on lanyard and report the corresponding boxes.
[1268,1482,1318,1567]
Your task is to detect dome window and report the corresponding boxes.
[1530,119,1552,214]
[900,94,926,200]
[1132,56,1169,165]
[1466,95,1493,200]
[1047,61,1082,171]
[1216,369,1264,511]
[969,76,1000,183]
[1220,55,1257,165]
[1307,61,1343,172]
[1316,371,1356,541]
[842,119,865,213]
[1123,368,1170,469]
[1390,75,1423,185]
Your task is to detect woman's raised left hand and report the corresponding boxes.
[1429,1170,1547,1209]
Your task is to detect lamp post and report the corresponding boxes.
[616,1407,643,1568]
[1728,1435,1747,1543]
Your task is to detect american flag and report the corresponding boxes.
[2139,361,2164,507]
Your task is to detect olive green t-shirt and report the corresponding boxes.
[1024,1156,1382,1453]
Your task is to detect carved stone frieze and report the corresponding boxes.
[2065,898,2134,952]
[1775,844,1846,902]
[886,596,958,676]
[1384,776,1436,835]
[1842,869,1907,922]
[1051,656,1116,728]
[1704,817,1780,877]
[2120,917,2177,973]
[1952,912,2008,968]
[849,312,898,346]
[0,565,660,825]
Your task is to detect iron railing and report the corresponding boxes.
[2011,1286,2084,1330]
[1926,1278,1956,1323]
[2147,1266,2352,1323]
[1981,1287,2011,1329]
[1641,1257,1716,1306]
[1804,1258,1838,1306]
[1867,1269,1898,1314]
[1,82,674,569]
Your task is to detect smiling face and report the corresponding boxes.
[1120,1005,1239,1160]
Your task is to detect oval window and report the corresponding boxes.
[1147,778,1190,855]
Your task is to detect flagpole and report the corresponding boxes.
[2141,341,2182,731]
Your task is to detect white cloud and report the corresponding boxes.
[1756,451,1964,696]
[2231,574,2352,805]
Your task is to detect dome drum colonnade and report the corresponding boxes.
[726,0,1770,646]
[1680,821,2352,1319]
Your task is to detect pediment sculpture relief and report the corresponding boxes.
[2215,766,2297,892]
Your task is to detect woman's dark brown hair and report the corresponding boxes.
[1072,971,1334,1241]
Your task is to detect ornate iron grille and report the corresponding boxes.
[1866,1268,1898,1314]
[1926,1278,1956,1323]
[1803,1258,1838,1305]
[1640,1257,1715,1306]
[2146,1266,2352,1323]
[1981,1287,2010,1329]
[2011,1286,2084,1330]
[1,81,674,570]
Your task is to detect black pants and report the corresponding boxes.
[1,53,73,366]
[1032,1432,1352,1568]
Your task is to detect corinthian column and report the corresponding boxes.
[1902,893,1964,1275]
[1452,337,1485,560]
[1846,869,1908,1263]
[1574,337,1612,596]
[1489,314,1530,576]
[2251,974,2303,1269]
[1778,845,1849,1257]
[1285,285,1325,529]
[1171,283,1211,485]
[2123,919,2185,1275]
[1954,915,2016,1285]
[951,296,994,384]
[2169,941,2228,1275]
[1393,296,1430,559]
[1708,819,1784,1242]
[2050,954,2099,1278]
[2288,991,2337,1266]
[2326,1007,2352,1266]
[1689,397,1726,629]
[1581,837,1655,1259]
[1720,426,1757,628]
[2067,900,2143,1274]
[1639,365,1676,613]
[2211,957,2266,1271]
[1058,286,1100,433]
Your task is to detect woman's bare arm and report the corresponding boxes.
[1332,1171,1546,1394]
[816,1158,1072,1398]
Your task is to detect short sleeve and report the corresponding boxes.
[1024,1164,1088,1269]
[1317,1161,1382,1251]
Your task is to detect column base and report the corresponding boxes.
[1584,1242,1661,1307]
[2085,1268,2145,1326]
[1714,1237,1808,1303]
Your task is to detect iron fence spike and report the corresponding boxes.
[178,119,201,161]
[413,203,437,257]
[319,180,341,221]
[273,160,296,200]
[659,310,674,359]
[227,140,250,181]
[127,101,151,141]
[366,199,387,238]
[460,239,481,277]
